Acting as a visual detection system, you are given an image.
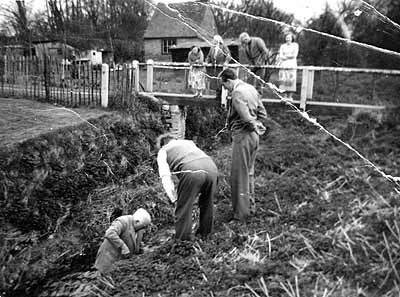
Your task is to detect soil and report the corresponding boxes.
[1,99,400,297]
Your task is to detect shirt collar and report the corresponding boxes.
[233,79,240,90]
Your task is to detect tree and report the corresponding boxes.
[211,0,295,49]
[300,4,351,66]
[299,0,400,68]
[350,0,400,68]
[0,0,32,46]
[29,0,151,61]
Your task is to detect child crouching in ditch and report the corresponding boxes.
[94,208,151,274]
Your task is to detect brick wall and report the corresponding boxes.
[163,105,186,139]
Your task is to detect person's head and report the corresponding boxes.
[219,68,238,91]
[284,32,294,43]
[132,208,151,231]
[213,35,223,46]
[239,32,251,45]
[156,133,176,150]
[191,46,200,54]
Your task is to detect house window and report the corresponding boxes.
[161,38,177,55]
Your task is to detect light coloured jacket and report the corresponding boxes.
[227,80,267,133]
[94,215,137,274]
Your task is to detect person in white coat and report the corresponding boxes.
[278,32,299,100]
[94,208,151,274]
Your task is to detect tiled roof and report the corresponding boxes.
[144,2,217,39]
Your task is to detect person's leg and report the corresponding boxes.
[254,67,265,93]
[231,132,258,220]
[196,160,218,237]
[175,171,204,240]
[248,133,259,216]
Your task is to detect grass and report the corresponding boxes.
[0,97,109,148]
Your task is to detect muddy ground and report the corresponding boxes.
[1,98,400,297]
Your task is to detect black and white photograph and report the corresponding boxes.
[0,0,399,296]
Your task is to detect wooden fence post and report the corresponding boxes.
[307,68,314,99]
[300,68,309,111]
[146,59,154,92]
[101,63,109,108]
[43,55,51,101]
[132,60,140,92]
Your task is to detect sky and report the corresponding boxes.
[0,0,343,23]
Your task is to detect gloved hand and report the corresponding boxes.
[161,176,177,203]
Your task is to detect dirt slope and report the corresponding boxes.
[35,106,400,297]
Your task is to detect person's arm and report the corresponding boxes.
[256,97,267,120]
[290,43,299,59]
[279,44,286,61]
[223,45,231,65]
[188,52,193,64]
[232,90,256,124]
[232,89,267,134]
[198,50,204,64]
[157,149,177,203]
[134,229,145,254]
[283,43,299,60]
[104,220,130,255]
[256,38,269,63]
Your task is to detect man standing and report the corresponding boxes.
[239,32,270,92]
[157,134,218,241]
[94,208,151,274]
[220,68,267,222]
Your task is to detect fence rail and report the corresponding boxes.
[1,56,398,110]
[141,60,398,110]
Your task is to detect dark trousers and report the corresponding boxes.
[175,158,218,240]
[231,131,259,220]
[248,66,265,93]
[206,66,223,100]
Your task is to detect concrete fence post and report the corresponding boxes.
[146,59,154,93]
[132,60,140,92]
[101,63,109,108]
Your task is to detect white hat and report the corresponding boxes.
[133,208,151,226]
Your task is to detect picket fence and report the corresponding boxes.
[0,56,138,108]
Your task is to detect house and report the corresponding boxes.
[143,1,218,61]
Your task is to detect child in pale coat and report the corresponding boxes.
[94,208,151,274]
